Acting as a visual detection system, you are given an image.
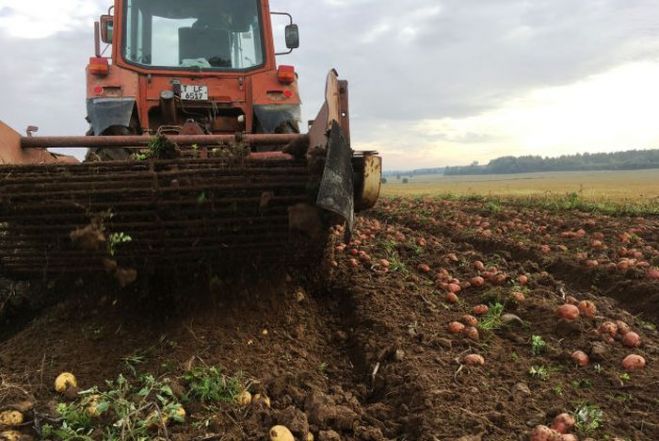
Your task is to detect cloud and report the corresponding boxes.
[0,0,658,169]
[0,0,105,38]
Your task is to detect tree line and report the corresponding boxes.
[444,149,659,175]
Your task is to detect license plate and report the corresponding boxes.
[181,85,208,101]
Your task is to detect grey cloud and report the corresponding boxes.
[0,0,657,163]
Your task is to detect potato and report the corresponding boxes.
[463,354,485,366]
[85,395,103,417]
[622,354,646,371]
[530,425,559,441]
[461,315,479,327]
[306,433,315,441]
[622,332,641,348]
[598,321,618,338]
[0,431,23,441]
[556,305,580,321]
[253,394,271,408]
[463,326,480,341]
[551,413,575,434]
[0,410,24,427]
[473,304,489,316]
[236,390,252,406]
[270,425,294,441]
[448,322,465,334]
[577,300,597,318]
[54,373,77,394]
[571,351,589,367]
[615,320,631,336]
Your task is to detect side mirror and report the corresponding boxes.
[285,24,299,50]
[100,15,114,43]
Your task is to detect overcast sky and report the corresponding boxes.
[1,0,659,170]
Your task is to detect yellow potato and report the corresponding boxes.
[173,406,186,422]
[0,410,24,427]
[269,425,294,441]
[85,395,102,417]
[236,390,252,406]
[306,433,315,441]
[0,431,22,441]
[253,394,271,408]
[54,373,77,393]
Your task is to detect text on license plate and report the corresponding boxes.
[181,85,208,101]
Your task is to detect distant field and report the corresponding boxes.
[382,169,659,202]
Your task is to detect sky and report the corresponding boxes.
[0,0,658,170]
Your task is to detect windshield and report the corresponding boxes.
[122,0,264,70]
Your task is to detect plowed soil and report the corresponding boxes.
[1,197,658,441]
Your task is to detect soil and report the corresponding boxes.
[1,197,658,440]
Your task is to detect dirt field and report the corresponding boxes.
[1,196,658,440]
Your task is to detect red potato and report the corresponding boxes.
[446,293,459,304]
[622,354,646,371]
[463,354,485,366]
[615,320,631,336]
[349,258,359,268]
[418,263,431,273]
[512,291,526,303]
[461,314,479,327]
[647,268,659,280]
[571,351,589,367]
[585,260,599,269]
[561,435,578,441]
[448,322,465,334]
[622,332,641,348]
[470,276,485,287]
[463,326,480,341]
[473,260,485,271]
[447,283,462,294]
[530,425,560,441]
[551,413,576,434]
[598,321,618,338]
[379,259,390,268]
[473,304,489,316]
[577,300,597,319]
[518,274,529,285]
[556,304,580,321]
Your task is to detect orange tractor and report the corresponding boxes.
[0,0,381,281]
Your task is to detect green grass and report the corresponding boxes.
[183,366,242,404]
[478,302,505,330]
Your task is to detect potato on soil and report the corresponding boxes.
[622,332,641,348]
[556,304,580,321]
[448,321,465,334]
[571,351,589,367]
[253,394,271,408]
[473,304,489,316]
[0,410,23,427]
[236,390,252,406]
[622,354,646,371]
[463,354,485,366]
[551,413,575,434]
[577,300,597,318]
[0,431,28,441]
[463,326,480,341]
[530,425,560,441]
[461,314,479,327]
[270,425,295,441]
[54,372,77,394]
